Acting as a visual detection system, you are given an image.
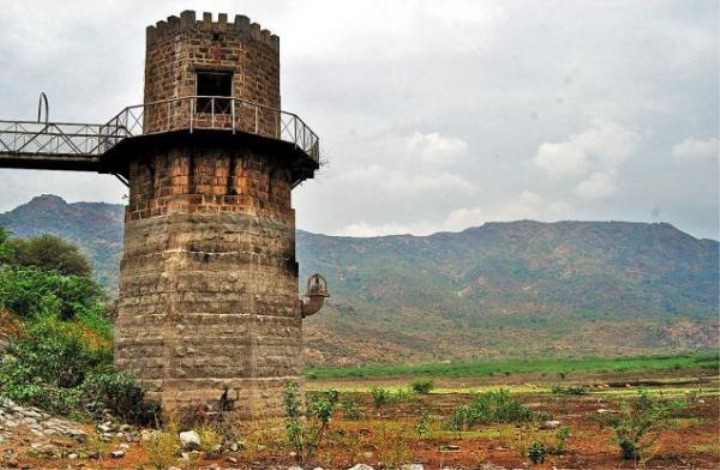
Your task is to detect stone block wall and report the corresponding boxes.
[143,11,280,137]
[115,145,301,418]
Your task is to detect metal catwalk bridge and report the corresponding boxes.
[0,95,320,183]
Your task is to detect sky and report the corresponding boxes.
[0,0,718,239]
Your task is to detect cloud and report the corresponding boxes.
[336,191,569,237]
[335,164,476,196]
[672,137,719,161]
[532,120,641,178]
[574,172,618,200]
[405,131,468,162]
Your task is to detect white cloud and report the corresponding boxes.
[405,131,468,162]
[532,120,641,178]
[336,164,476,196]
[672,137,719,161]
[335,191,569,237]
[574,172,618,200]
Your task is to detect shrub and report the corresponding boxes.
[0,317,154,422]
[0,267,103,320]
[551,384,587,395]
[528,441,546,464]
[371,387,391,409]
[410,379,435,394]
[143,422,181,469]
[82,371,159,425]
[340,396,363,420]
[445,388,533,430]
[283,381,339,463]
[595,390,686,461]
[6,234,92,277]
[547,426,571,455]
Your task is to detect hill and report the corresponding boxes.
[1,195,717,364]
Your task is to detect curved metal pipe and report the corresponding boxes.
[37,92,49,125]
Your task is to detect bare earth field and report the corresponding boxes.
[3,360,718,470]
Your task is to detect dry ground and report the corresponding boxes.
[4,367,718,470]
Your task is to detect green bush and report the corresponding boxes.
[371,387,392,409]
[6,234,92,277]
[410,379,435,394]
[528,440,545,464]
[0,317,154,422]
[551,384,587,395]
[82,371,160,425]
[341,396,363,420]
[446,388,533,430]
[595,390,686,461]
[283,382,339,463]
[0,267,103,320]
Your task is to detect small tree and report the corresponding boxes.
[595,390,685,463]
[7,234,92,277]
[283,382,339,463]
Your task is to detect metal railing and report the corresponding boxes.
[100,96,320,162]
[0,120,108,157]
[0,96,320,164]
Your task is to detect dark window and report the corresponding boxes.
[196,71,233,114]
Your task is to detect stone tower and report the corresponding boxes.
[109,11,326,418]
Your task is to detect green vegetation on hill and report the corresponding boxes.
[0,225,157,423]
[1,195,718,365]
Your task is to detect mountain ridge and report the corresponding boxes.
[1,195,717,365]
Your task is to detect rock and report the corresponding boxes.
[119,424,132,432]
[97,423,113,433]
[596,408,613,414]
[226,456,238,464]
[288,466,303,470]
[180,430,201,450]
[68,430,87,443]
[363,452,373,459]
[698,399,706,404]
[68,453,78,460]
[440,444,460,451]
[110,449,125,459]
[348,465,375,470]
[542,420,561,429]
[87,451,100,460]
[402,465,424,470]
[256,444,266,451]
[6,457,19,468]
[168,467,182,470]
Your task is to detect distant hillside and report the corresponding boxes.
[0,195,124,289]
[1,195,717,364]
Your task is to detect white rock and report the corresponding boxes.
[288,466,304,470]
[542,420,561,429]
[180,430,201,450]
[348,465,375,470]
[402,465,424,470]
[110,449,125,459]
[97,423,113,433]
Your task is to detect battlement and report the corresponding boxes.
[146,11,279,52]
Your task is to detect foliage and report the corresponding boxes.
[372,420,410,469]
[547,426,571,455]
[410,379,435,394]
[82,371,159,425]
[6,234,92,277]
[306,352,719,380]
[283,382,339,463]
[371,386,392,409]
[0,316,155,421]
[528,441,545,464]
[143,422,181,470]
[551,384,587,395]
[0,266,104,320]
[595,390,686,461]
[446,388,533,430]
[340,396,363,420]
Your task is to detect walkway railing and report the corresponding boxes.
[0,96,320,164]
[100,96,320,162]
[0,121,108,157]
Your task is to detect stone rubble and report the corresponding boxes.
[0,398,86,447]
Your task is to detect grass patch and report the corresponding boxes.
[306,351,719,380]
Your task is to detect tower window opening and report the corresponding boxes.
[196,71,233,114]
